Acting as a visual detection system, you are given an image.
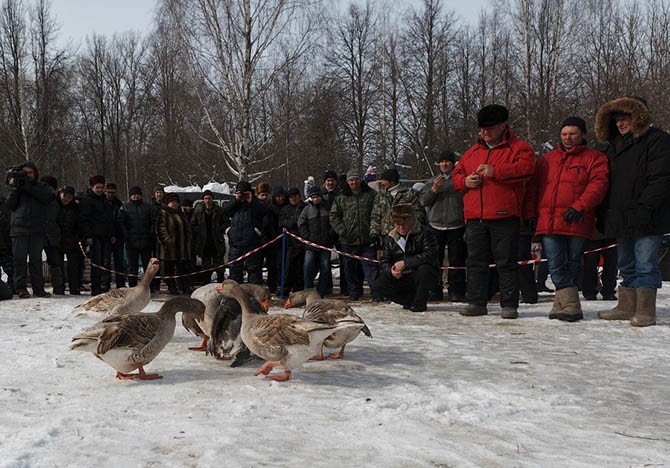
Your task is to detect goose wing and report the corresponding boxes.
[96,314,162,355]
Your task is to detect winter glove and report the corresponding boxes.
[563,208,583,224]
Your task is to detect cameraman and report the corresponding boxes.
[5,161,54,298]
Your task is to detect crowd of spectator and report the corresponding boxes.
[1,96,667,328]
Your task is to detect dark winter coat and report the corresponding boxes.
[279,201,306,249]
[594,97,670,237]
[79,189,115,239]
[379,221,439,279]
[5,179,54,237]
[298,202,335,251]
[191,203,228,257]
[156,205,191,261]
[534,144,609,239]
[320,185,341,212]
[452,129,535,220]
[119,200,156,250]
[223,198,267,249]
[108,196,124,241]
[58,199,83,251]
[45,196,64,248]
[329,182,376,245]
[0,197,12,254]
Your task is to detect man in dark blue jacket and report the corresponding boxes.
[223,181,267,285]
[5,161,54,298]
[119,186,156,288]
[79,175,114,296]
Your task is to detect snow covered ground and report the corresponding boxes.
[1,286,670,467]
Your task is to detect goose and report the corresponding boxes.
[285,289,372,360]
[77,258,160,317]
[217,279,363,381]
[183,283,270,353]
[70,297,206,380]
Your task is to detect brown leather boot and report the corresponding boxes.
[630,288,656,327]
[597,285,636,320]
[556,286,583,322]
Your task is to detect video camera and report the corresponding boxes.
[6,166,27,187]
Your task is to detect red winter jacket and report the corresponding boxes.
[452,129,535,220]
[534,144,609,238]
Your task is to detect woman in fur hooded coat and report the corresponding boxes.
[594,96,670,327]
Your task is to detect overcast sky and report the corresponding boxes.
[50,0,489,47]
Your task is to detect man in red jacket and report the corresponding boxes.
[534,117,609,322]
[452,104,535,319]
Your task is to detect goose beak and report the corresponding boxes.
[283,299,291,309]
[260,299,270,312]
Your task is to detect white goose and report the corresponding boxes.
[70,297,205,380]
[217,279,363,381]
[285,289,372,360]
[77,258,161,317]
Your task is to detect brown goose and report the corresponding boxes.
[70,297,205,380]
[285,289,372,360]
[77,258,160,317]
[217,279,363,381]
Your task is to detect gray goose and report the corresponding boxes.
[217,280,363,381]
[70,297,205,380]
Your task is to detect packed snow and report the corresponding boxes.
[1,285,669,467]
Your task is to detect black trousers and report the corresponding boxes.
[429,226,467,297]
[127,247,152,287]
[374,263,437,308]
[90,237,111,295]
[107,240,126,288]
[465,218,520,308]
[62,248,84,293]
[581,239,618,297]
[162,259,193,293]
[12,235,45,293]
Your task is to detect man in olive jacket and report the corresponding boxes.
[595,96,670,327]
[374,204,439,312]
[329,169,380,301]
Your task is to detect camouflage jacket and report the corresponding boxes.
[329,182,376,245]
[369,184,425,240]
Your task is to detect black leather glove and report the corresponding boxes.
[563,208,583,224]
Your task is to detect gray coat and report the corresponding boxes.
[420,173,465,230]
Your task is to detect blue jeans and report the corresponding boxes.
[542,235,588,290]
[303,249,332,296]
[617,235,663,289]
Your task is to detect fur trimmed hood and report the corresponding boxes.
[594,97,650,143]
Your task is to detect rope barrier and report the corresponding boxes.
[78,234,627,279]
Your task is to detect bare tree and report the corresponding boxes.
[325,1,380,172]
[0,0,29,163]
[163,0,320,182]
